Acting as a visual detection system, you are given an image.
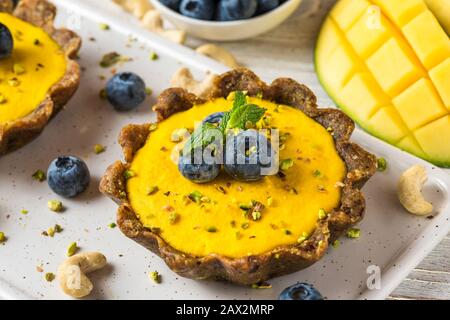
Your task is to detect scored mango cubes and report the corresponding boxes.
[316,0,450,167]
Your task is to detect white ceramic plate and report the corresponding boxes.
[0,0,449,300]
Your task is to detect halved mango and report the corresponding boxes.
[316,0,450,167]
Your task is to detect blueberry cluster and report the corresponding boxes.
[178,112,275,184]
[0,23,13,59]
[160,0,288,21]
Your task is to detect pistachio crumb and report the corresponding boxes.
[94,144,106,154]
[377,158,387,172]
[235,231,241,240]
[332,240,340,248]
[99,23,110,30]
[149,123,158,131]
[283,229,292,235]
[20,209,28,215]
[169,212,179,224]
[241,223,249,230]
[67,242,79,257]
[145,87,152,96]
[44,272,55,282]
[188,191,203,204]
[318,208,327,220]
[346,228,361,239]
[150,52,159,60]
[149,271,161,284]
[206,226,217,233]
[99,88,107,99]
[313,169,322,178]
[0,232,6,243]
[124,170,136,180]
[48,200,63,212]
[32,169,46,182]
[108,222,117,229]
[252,211,261,221]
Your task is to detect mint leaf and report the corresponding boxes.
[226,104,266,130]
[232,91,247,111]
[183,122,221,155]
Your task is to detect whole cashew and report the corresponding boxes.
[113,0,153,19]
[196,44,240,69]
[141,10,164,32]
[170,68,218,99]
[57,252,107,299]
[398,165,433,216]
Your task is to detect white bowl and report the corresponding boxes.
[150,0,303,41]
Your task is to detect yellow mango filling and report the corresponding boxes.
[0,13,66,124]
[127,97,346,258]
[316,0,450,167]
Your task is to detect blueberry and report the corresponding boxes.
[0,23,13,59]
[105,72,146,111]
[159,0,181,11]
[216,0,258,21]
[202,112,225,125]
[47,156,90,198]
[180,0,215,20]
[224,130,274,182]
[178,148,221,183]
[257,0,279,15]
[279,283,324,300]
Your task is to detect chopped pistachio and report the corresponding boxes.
[8,78,20,87]
[149,123,158,131]
[147,185,159,195]
[318,208,327,220]
[33,39,41,46]
[67,242,79,257]
[235,231,242,240]
[214,184,227,194]
[124,170,136,180]
[150,52,159,60]
[13,63,25,75]
[317,185,327,193]
[279,132,290,142]
[241,223,250,230]
[313,169,322,178]
[21,209,28,215]
[99,23,110,30]
[0,232,6,242]
[297,232,309,243]
[252,211,261,221]
[280,159,294,171]
[267,196,273,207]
[94,144,106,154]
[188,191,203,204]
[0,94,7,104]
[346,228,361,239]
[100,52,122,68]
[108,222,117,229]
[149,271,161,284]
[99,88,107,99]
[332,240,340,248]
[48,200,63,212]
[239,203,252,211]
[377,158,387,172]
[47,226,56,237]
[251,283,272,289]
[168,212,179,224]
[32,169,46,182]
[145,87,152,96]
[283,229,292,235]
[206,226,217,233]
[44,272,55,282]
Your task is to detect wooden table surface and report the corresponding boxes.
[116,0,450,300]
[190,0,450,300]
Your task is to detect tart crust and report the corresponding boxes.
[100,69,377,285]
[0,0,81,155]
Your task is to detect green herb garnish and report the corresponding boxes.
[32,170,46,182]
[346,228,361,239]
[377,158,387,172]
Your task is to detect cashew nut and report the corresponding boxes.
[398,165,433,216]
[57,252,107,299]
[170,67,218,99]
[141,9,164,32]
[160,29,187,44]
[113,0,153,19]
[196,44,240,69]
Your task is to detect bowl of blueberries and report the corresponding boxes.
[151,0,303,41]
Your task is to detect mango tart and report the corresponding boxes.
[100,69,377,285]
[0,0,81,155]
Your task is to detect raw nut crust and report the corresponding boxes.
[0,0,81,155]
[100,68,377,285]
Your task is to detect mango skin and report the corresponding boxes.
[315,0,450,167]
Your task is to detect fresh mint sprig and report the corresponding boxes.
[183,91,266,155]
